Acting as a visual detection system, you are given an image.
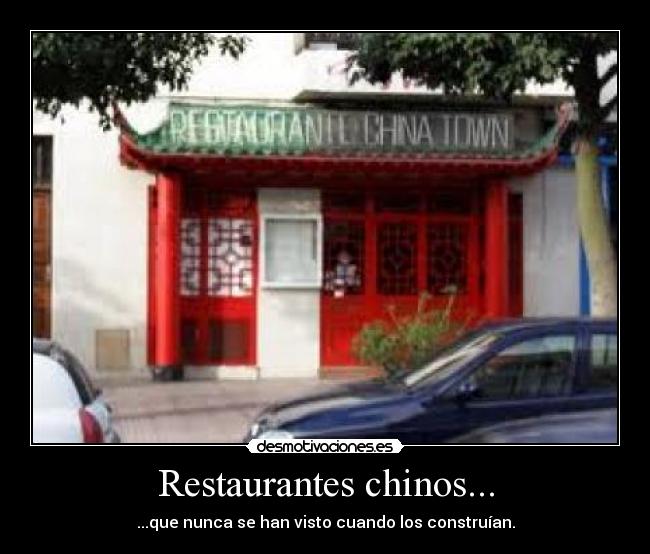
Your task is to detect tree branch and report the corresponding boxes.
[599,62,617,88]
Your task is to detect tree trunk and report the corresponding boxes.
[575,137,617,317]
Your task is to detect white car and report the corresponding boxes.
[33,339,121,443]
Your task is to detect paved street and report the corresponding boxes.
[102,378,344,443]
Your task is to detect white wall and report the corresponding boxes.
[160,33,301,101]
[34,106,150,373]
[257,189,321,378]
[122,33,583,126]
[511,166,580,316]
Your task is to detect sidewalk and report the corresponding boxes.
[102,378,347,444]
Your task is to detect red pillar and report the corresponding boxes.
[484,180,509,319]
[154,172,181,375]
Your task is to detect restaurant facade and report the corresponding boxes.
[32,34,596,379]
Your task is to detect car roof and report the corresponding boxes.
[476,317,617,334]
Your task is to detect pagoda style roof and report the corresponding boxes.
[117,101,572,180]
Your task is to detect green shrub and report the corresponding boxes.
[352,293,468,378]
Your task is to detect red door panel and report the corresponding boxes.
[321,219,367,367]
[321,189,482,369]
[178,188,257,366]
[321,298,368,367]
[425,218,480,315]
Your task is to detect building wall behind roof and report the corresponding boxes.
[257,188,321,378]
[161,33,301,100]
[132,33,579,107]
[511,166,580,316]
[34,106,150,373]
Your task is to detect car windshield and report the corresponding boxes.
[401,329,502,388]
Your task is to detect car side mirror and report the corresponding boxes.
[454,380,479,404]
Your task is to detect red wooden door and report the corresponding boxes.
[33,190,52,338]
[321,189,481,369]
[179,187,257,366]
[321,217,368,367]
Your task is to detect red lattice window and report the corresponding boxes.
[378,222,418,295]
[180,218,201,297]
[427,223,469,295]
[207,218,254,297]
[323,221,365,295]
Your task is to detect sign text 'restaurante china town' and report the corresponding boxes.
[163,104,515,154]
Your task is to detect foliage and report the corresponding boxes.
[352,293,468,377]
[350,33,617,136]
[32,32,248,129]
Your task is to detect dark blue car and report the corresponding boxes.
[450,408,617,444]
[245,318,618,444]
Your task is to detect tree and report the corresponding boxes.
[351,33,618,317]
[32,32,247,129]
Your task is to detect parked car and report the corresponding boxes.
[245,318,617,444]
[450,408,617,444]
[33,339,121,443]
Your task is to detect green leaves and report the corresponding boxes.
[351,32,617,133]
[352,292,466,376]
[32,32,248,130]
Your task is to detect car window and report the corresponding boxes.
[463,334,576,400]
[588,334,618,392]
[403,331,501,388]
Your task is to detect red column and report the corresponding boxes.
[484,180,509,319]
[154,172,181,375]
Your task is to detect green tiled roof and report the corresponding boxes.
[123,101,568,160]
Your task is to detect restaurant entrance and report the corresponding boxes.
[148,184,257,369]
[321,187,482,369]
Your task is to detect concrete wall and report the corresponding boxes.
[257,189,321,378]
[510,166,580,316]
[34,107,151,373]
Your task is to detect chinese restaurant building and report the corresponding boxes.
[116,100,571,379]
[33,34,601,380]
